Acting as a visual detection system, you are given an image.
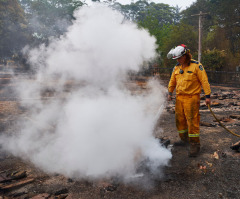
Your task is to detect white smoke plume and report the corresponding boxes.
[1,4,171,180]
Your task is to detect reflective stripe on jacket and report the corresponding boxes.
[168,59,211,96]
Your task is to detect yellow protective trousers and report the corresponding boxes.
[175,94,200,144]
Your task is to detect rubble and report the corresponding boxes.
[213,116,233,123]
[213,152,219,159]
[230,141,240,152]
[159,137,171,148]
[10,191,28,198]
[200,121,216,127]
[30,193,50,199]
[0,178,34,191]
[0,76,240,198]
[0,170,27,183]
[54,188,69,196]
[230,115,240,120]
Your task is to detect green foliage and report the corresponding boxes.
[120,0,150,21]
[0,0,239,72]
[19,0,84,43]
[201,48,226,71]
[120,1,181,25]
[204,26,230,50]
[212,0,240,54]
[137,3,180,25]
[182,0,240,65]
[161,22,198,67]
[137,13,172,52]
[181,0,213,29]
[0,0,84,61]
[120,1,181,65]
[0,0,29,58]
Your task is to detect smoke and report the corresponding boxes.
[1,4,171,181]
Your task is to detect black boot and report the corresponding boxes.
[174,133,189,146]
[188,143,200,157]
[173,139,189,146]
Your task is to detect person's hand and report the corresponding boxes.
[205,98,211,106]
[168,95,172,101]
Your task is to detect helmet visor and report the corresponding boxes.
[167,46,186,59]
[167,49,174,59]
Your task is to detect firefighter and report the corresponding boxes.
[167,44,211,157]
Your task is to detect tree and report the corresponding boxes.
[201,48,226,71]
[137,3,180,26]
[161,22,198,67]
[19,0,84,44]
[181,0,240,70]
[212,0,240,54]
[204,25,230,51]
[0,0,29,59]
[119,0,150,21]
[119,1,181,65]
[137,3,180,51]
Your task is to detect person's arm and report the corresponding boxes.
[196,64,211,105]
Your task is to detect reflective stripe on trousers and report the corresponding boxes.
[178,129,188,134]
[175,94,200,143]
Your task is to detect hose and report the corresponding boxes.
[207,104,240,138]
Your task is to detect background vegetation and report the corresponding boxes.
[0,0,239,71]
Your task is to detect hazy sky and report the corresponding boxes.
[116,0,196,9]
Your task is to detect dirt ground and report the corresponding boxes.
[0,73,240,199]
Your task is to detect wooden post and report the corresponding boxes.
[191,11,208,62]
[198,11,202,62]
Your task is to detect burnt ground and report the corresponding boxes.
[0,72,240,199]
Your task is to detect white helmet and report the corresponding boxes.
[167,44,187,59]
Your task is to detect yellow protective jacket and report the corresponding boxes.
[168,59,211,96]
